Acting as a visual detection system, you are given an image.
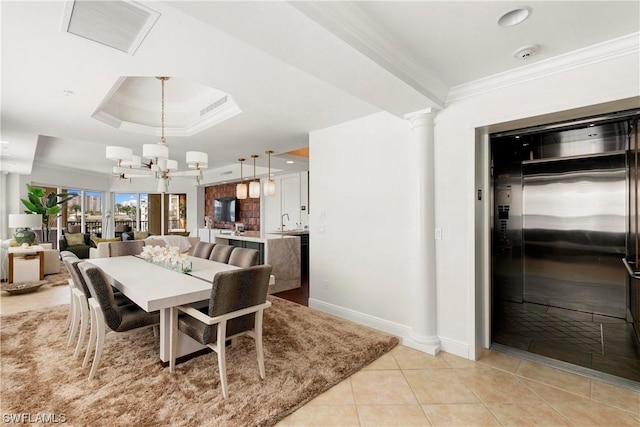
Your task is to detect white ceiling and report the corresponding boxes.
[1,1,639,181]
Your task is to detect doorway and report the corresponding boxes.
[489,111,640,383]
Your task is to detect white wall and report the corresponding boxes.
[309,112,417,333]
[309,46,639,359]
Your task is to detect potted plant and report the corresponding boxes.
[20,184,75,242]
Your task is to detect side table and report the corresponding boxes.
[8,245,44,284]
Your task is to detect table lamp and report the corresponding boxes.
[8,214,42,246]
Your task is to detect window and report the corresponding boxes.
[114,192,149,231]
[61,188,102,236]
[168,193,187,232]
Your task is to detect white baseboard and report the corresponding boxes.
[308,298,470,360]
[438,337,470,359]
[309,298,411,338]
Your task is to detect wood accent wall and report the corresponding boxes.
[204,181,261,231]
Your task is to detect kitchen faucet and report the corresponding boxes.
[281,213,290,231]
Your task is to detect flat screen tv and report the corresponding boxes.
[213,197,237,222]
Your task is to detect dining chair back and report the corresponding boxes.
[228,247,259,268]
[169,264,273,398]
[77,262,160,380]
[209,244,234,263]
[108,240,145,257]
[192,242,215,259]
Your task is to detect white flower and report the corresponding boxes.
[142,245,189,272]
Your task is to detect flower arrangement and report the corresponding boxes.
[140,245,192,273]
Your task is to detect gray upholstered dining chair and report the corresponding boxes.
[108,240,145,257]
[78,262,160,380]
[228,247,259,268]
[192,242,216,259]
[64,258,132,359]
[208,244,234,263]
[169,264,273,398]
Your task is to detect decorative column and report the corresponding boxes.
[405,107,440,355]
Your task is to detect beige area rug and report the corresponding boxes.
[1,297,398,426]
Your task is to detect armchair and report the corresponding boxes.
[59,233,92,259]
[169,264,273,398]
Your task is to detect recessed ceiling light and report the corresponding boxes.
[0,141,9,144]
[63,89,75,96]
[286,160,294,164]
[498,7,531,27]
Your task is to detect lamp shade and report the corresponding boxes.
[165,159,178,171]
[106,146,133,162]
[186,151,208,169]
[143,143,169,160]
[249,181,261,198]
[263,179,276,196]
[9,214,41,229]
[236,183,247,199]
[122,154,142,168]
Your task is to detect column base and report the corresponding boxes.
[403,334,441,356]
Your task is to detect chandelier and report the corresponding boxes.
[106,77,208,192]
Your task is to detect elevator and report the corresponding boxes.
[491,110,640,383]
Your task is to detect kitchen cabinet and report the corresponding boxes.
[263,172,309,232]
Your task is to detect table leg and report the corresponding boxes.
[159,308,207,362]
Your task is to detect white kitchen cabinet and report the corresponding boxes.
[262,172,308,232]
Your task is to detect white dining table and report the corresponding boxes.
[88,255,238,362]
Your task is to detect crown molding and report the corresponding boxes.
[447,32,640,103]
[290,1,447,108]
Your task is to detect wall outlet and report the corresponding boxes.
[435,228,442,240]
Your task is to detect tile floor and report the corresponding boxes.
[2,285,640,426]
[493,300,640,383]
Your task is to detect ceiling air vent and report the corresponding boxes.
[200,96,229,117]
[61,0,160,55]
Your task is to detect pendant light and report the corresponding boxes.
[249,154,260,198]
[264,150,276,196]
[236,158,247,199]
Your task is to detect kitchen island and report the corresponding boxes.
[198,229,302,293]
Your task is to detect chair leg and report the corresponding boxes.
[83,299,98,368]
[255,310,266,379]
[216,322,228,398]
[88,303,107,380]
[67,289,81,348]
[64,279,74,331]
[73,290,89,358]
